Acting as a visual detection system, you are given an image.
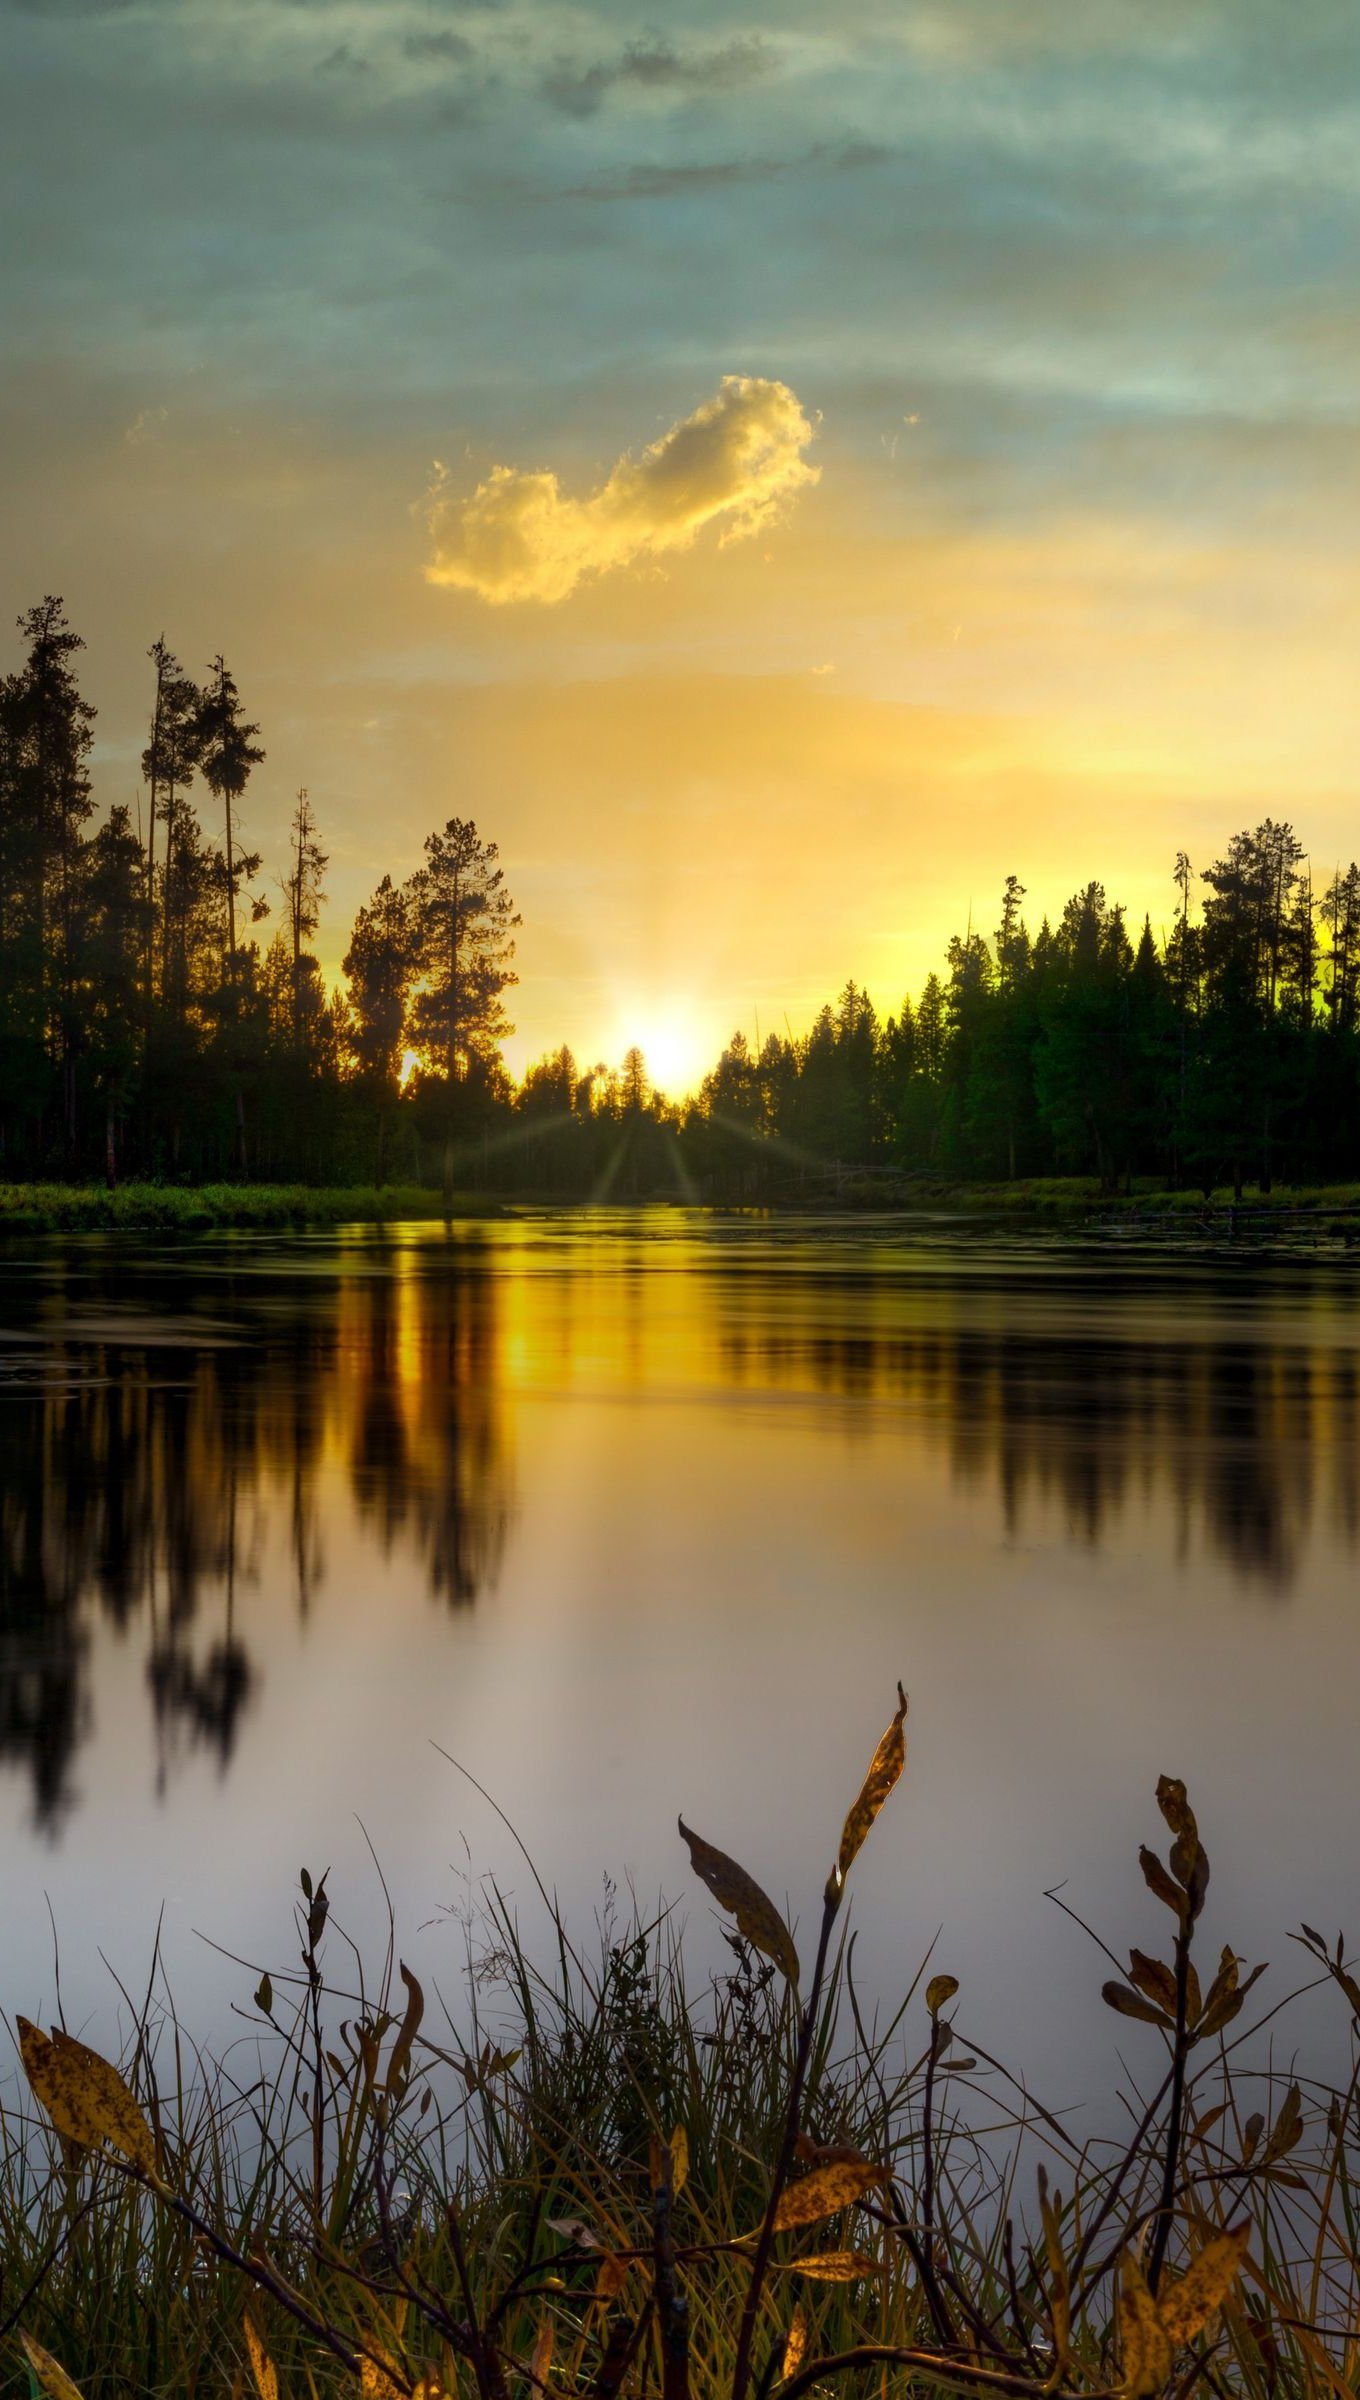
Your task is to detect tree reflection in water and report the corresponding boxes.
[715,1264,1360,1593]
[0,1237,510,1828]
[3,1231,1359,1838]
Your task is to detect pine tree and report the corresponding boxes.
[405,819,519,1196]
[343,874,415,1182]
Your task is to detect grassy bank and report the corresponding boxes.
[5,1176,1360,1236]
[925,1176,1360,1223]
[0,1183,490,1233]
[3,1695,1360,2400]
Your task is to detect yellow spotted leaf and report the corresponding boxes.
[243,2312,278,2400]
[359,2355,404,2400]
[834,1684,907,1890]
[1157,2224,1250,2348]
[678,1820,799,1986]
[596,2252,629,2303]
[1119,2256,1174,2400]
[769,2158,888,2232]
[781,2306,808,2385]
[19,2333,86,2400]
[670,2123,689,2196]
[17,2019,158,2178]
[529,2320,553,2390]
[775,2250,880,2281]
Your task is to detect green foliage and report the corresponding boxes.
[0,1182,469,1232]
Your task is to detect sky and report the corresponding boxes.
[3,0,1359,1091]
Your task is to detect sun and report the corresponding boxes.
[611,1008,708,1100]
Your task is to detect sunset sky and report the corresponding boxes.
[4,0,1358,1089]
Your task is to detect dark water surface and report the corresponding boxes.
[3,1212,1359,2102]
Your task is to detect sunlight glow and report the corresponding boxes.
[609,1010,708,1101]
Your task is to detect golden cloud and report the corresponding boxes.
[425,374,819,605]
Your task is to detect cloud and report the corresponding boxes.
[563,140,890,202]
[425,376,820,607]
[542,36,771,119]
[403,28,472,62]
[124,404,168,445]
[317,41,369,74]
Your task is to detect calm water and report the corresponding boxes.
[3,1212,1360,2105]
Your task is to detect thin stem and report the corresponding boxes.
[1147,1920,1193,2294]
[730,1890,839,2400]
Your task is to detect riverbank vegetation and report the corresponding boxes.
[4,1694,1360,2400]
[2,1178,1360,1238]
[0,1182,473,1233]
[4,600,1360,1201]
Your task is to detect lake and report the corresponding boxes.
[3,1211,1359,2113]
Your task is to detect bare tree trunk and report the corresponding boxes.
[225,790,237,975]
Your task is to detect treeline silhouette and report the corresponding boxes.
[4,598,1360,1198]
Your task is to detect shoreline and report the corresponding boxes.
[2,1175,1360,1236]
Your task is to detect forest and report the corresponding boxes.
[3,595,1359,1202]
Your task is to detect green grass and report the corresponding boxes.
[937,1176,1360,1221]
[3,1177,1360,1235]
[4,1699,1360,2400]
[0,1183,490,1233]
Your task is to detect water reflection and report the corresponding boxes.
[714,1257,1360,1590]
[2,1224,1359,1835]
[0,1238,511,1827]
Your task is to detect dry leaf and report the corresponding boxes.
[596,2252,629,2304]
[243,2311,278,2400]
[678,1820,799,1986]
[769,2158,888,2232]
[1265,2084,1303,2163]
[781,2306,808,2384]
[669,2124,689,2197]
[1119,2256,1173,2399]
[385,1964,425,2096]
[774,2250,879,2281]
[926,1975,959,2017]
[547,2216,603,2250]
[1138,1847,1186,1920]
[1127,1952,1178,2017]
[529,2320,554,2390]
[1102,1982,1172,2030]
[834,1684,907,1890]
[1157,2224,1250,2347]
[1155,1777,1196,1845]
[18,2019,158,2178]
[19,2333,86,2400]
